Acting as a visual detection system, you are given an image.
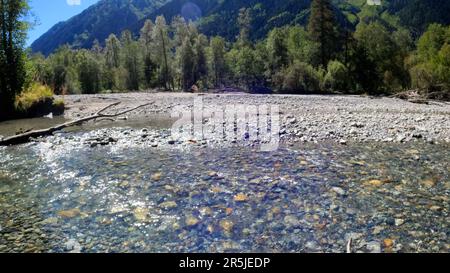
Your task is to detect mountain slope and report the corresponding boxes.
[31,0,169,55]
[31,0,450,55]
[388,0,450,37]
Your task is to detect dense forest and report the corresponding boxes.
[1,0,450,120]
[31,0,450,55]
[29,0,450,95]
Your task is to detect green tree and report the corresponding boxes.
[121,30,141,91]
[227,44,264,88]
[277,61,321,93]
[410,24,450,96]
[346,40,381,94]
[153,16,172,90]
[0,0,29,118]
[323,60,350,92]
[193,34,208,87]
[286,26,319,66]
[179,37,195,91]
[209,36,227,87]
[78,51,101,94]
[355,22,410,92]
[307,0,340,67]
[103,34,123,90]
[105,34,121,69]
[266,28,289,79]
[140,20,157,88]
[237,8,252,47]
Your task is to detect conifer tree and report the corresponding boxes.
[179,37,195,91]
[153,16,172,90]
[307,0,340,67]
[105,34,121,69]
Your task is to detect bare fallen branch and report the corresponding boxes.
[0,102,151,146]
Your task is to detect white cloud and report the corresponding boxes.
[67,0,81,6]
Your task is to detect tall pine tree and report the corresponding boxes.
[307,0,340,67]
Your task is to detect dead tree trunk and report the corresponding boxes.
[0,102,151,146]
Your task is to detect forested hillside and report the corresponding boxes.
[31,0,450,55]
[31,0,170,55]
[24,0,449,101]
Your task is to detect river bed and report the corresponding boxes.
[0,124,448,253]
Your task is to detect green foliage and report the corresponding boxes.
[307,0,341,67]
[237,8,252,47]
[286,26,319,66]
[323,60,350,92]
[14,82,54,112]
[0,0,30,118]
[122,35,142,91]
[78,51,102,94]
[345,40,381,94]
[194,34,209,86]
[105,34,121,69]
[266,28,289,76]
[277,61,321,94]
[153,16,173,90]
[409,24,450,94]
[354,21,410,92]
[179,37,195,90]
[25,2,450,99]
[208,36,227,87]
[227,44,265,88]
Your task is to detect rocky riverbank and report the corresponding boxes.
[0,92,449,253]
[56,92,450,145]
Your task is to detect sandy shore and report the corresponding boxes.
[57,91,450,144]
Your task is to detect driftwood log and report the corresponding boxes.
[0,102,151,146]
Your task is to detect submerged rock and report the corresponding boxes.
[159,201,177,210]
[185,215,200,227]
[220,219,234,234]
[57,208,81,218]
[133,207,149,222]
[234,193,248,202]
[331,187,346,196]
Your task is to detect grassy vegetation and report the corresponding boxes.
[14,83,64,116]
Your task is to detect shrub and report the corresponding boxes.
[14,83,65,116]
[279,61,321,93]
[323,60,350,92]
[15,83,54,112]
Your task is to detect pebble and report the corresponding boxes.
[395,219,405,226]
[220,220,234,234]
[57,208,81,218]
[159,201,177,209]
[332,187,346,196]
[185,216,199,227]
[151,172,162,181]
[133,207,149,222]
[366,241,381,253]
[234,193,248,202]
[383,239,394,248]
[284,215,300,227]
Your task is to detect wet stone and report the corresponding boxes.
[0,130,448,253]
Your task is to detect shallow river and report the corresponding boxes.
[0,121,449,253]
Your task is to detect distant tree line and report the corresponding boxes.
[28,0,449,97]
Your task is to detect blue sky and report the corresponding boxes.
[27,0,99,46]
